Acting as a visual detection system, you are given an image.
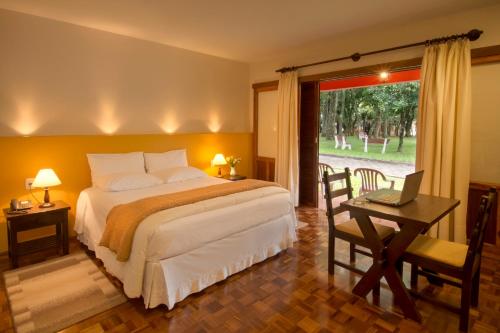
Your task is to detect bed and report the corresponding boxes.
[75,172,297,309]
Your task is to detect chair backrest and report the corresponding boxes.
[354,168,388,194]
[322,167,353,226]
[464,188,497,271]
[318,163,334,183]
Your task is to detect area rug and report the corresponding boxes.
[3,252,126,333]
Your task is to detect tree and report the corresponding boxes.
[389,82,419,152]
[319,80,419,153]
[320,91,338,139]
[337,89,346,135]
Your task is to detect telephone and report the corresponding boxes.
[10,198,33,211]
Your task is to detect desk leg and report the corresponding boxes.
[352,213,424,322]
[352,263,385,296]
[384,266,421,320]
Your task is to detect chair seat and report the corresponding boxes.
[405,235,468,268]
[335,218,395,240]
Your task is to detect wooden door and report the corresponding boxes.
[299,81,320,207]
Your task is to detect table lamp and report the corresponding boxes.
[211,154,227,177]
[32,168,62,208]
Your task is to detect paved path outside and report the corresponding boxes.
[319,154,414,178]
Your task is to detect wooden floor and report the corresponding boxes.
[1,207,500,332]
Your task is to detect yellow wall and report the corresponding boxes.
[0,133,253,252]
[471,63,500,184]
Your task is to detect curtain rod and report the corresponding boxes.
[276,29,483,73]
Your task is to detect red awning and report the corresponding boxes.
[320,69,420,91]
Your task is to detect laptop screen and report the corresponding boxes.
[400,171,424,203]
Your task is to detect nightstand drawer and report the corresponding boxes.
[10,210,68,232]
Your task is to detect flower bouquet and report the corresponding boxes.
[225,156,241,176]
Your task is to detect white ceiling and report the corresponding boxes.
[0,0,497,62]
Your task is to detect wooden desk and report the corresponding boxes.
[340,194,459,322]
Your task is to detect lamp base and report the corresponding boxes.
[39,202,55,208]
[39,188,54,208]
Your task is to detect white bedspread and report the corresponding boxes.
[75,177,297,302]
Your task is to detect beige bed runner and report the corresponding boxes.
[100,179,280,261]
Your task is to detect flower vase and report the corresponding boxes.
[230,166,236,176]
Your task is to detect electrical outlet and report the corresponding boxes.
[25,178,34,190]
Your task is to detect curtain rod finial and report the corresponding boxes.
[467,29,483,41]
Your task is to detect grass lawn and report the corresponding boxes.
[319,135,416,164]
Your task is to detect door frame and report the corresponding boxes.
[298,58,424,207]
[298,81,320,207]
[252,81,279,180]
[252,45,500,207]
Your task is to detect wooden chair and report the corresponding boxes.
[403,188,497,332]
[322,167,396,291]
[354,168,395,196]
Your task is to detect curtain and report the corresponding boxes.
[416,39,471,243]
[276,71,299,206]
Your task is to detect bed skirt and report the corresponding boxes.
[81,214,296,309]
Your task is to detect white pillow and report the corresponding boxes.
[144,150,188,173]
[94,173,163,192]
[87,152,145,185]
[153,166,207,183]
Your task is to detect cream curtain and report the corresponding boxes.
[416,39,471,243]
[276,71,299,206]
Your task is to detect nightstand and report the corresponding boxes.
[3,200,70,268]
[222,175,247,181]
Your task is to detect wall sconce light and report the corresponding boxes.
[379,71,389,81]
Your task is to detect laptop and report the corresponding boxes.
[365,170,424,206]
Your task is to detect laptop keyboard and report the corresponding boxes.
[376,192,400,201]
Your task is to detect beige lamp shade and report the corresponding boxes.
[211,154,227,167]
[32,168,62,188]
